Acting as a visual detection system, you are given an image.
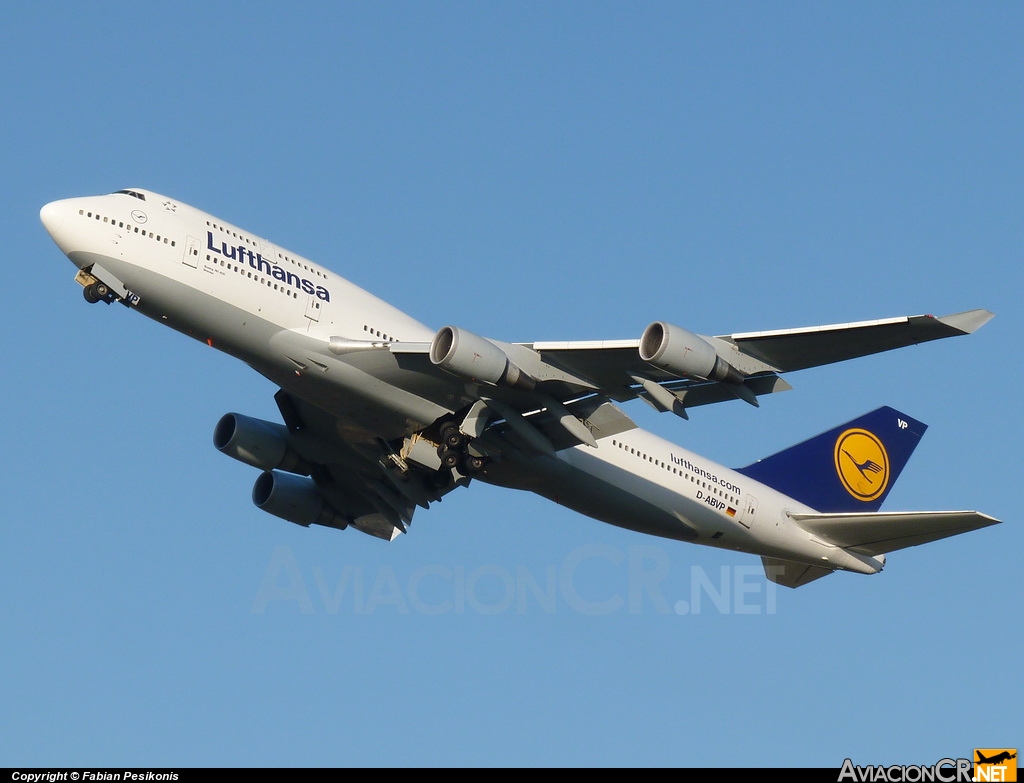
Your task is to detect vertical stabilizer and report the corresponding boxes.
[736,407,926,513]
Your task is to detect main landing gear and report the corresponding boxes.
[437,421,488,476]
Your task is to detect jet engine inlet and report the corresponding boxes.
[640,322,746,385]
[214,413,311,475]
[252,471,349,530]
[429,326,535,390]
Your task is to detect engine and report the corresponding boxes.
[213,413,310,475]
[639,322,746,385]
[429,325,535,390]
[252,471,350,530]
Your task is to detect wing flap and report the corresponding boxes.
[790,510,1001,556]
[478,398,638,455]
[661,375,792,409]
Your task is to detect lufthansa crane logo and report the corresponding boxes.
[834,428,890,501]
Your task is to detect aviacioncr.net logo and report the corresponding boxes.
[834,427,890,502]
[974,749,1017,782]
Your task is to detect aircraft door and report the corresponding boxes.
[182,236,200,268]
[259,238,277,268]
[305,295,322,323]
[739,495,758,529]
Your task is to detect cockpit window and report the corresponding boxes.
[113,189,146,201]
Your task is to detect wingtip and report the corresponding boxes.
[974,511,1002,528]
[938,309,995,334]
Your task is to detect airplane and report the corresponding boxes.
[976,752,1016,765]
[39,188,1001,588]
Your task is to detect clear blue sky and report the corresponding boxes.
[2,1,1019,767]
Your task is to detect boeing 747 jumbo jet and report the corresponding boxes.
[40,188,1000,588]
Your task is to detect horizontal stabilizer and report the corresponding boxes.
[761,556,831,585]
[790,510,1001,556]
[761,557,834,588]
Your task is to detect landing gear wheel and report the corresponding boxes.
[463,455,486,473]
[439,422,465,450]
[84,281,112,304]
[439,449,460,470]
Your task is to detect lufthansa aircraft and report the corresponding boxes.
[40,189,1000,588]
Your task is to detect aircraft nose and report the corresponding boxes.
[40,200,64,237]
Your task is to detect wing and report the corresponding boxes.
[528,309,992,388]
[375,308,992,451]
[718,309,994,373]
[521,309,992,414]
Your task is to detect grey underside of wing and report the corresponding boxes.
[789,510,1001,556]
[274,391,448,531]
[525,344,678,395]
[477,396,639,455]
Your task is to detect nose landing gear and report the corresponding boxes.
[83,281,115,304]
[75,268,121,305]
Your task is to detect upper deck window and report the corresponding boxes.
[113,189,146,201]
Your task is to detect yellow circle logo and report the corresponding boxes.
[834,428,890,501]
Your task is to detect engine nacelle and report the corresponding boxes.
[429,325,535,390]
[252,471,350,530]
[214,413,310,475]
[639,322,746,385]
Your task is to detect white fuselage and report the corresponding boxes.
[40,189,880,575]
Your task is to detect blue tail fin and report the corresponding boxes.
[736,407,927,513]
